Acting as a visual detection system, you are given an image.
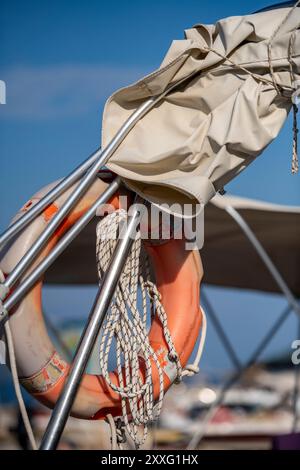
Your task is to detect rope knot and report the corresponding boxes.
[183,364,200,377]
[115,418,127,444]
[105,414,127,450]
[168,351,179,362]
[144,280,162,302]
[96,212,207,449]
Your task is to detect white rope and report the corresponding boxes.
[96,210,207,449]
[0,270,37,450]
[4,322,38,450]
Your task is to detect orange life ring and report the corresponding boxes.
[0,177,203,419]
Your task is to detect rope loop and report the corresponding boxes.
[96,209,207,448]
[144,280,162,302]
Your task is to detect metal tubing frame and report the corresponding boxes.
[0,69,206,450]
[201,289,242,370]
[39,197,145,450]
[2,100,155,292]
[187,303,293,449]
[225,205,300,318]
[188,203,300,448]
[1,49,296,447]
[1,71,198,295]
[0,152,99,250]
[1,178,121,318]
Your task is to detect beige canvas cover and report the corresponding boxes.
[102,7,300,213]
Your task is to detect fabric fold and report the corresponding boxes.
[102,7,300,214]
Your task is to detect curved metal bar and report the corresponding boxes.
[2,100,155,292]
[0,152,99,250]
[1,179,121,318]
[40,196,145,450]
[187,303,292,449]
[225,205,300,318]
[2,70,200,294]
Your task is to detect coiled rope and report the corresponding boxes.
[96,209,206,449]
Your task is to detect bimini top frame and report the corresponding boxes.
[0,69,214,450]
[187,201,300,449]
[1,2,300,449]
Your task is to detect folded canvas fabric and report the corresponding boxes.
[102,6,300,214]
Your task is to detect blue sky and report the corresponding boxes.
[0,0,299,383]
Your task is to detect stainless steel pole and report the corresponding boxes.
[225,205,300,318]
[1,179,121,319]
[3,98,155,291]
[0,152,99,249]
[1,71,202,292]
[39,198,144,450]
